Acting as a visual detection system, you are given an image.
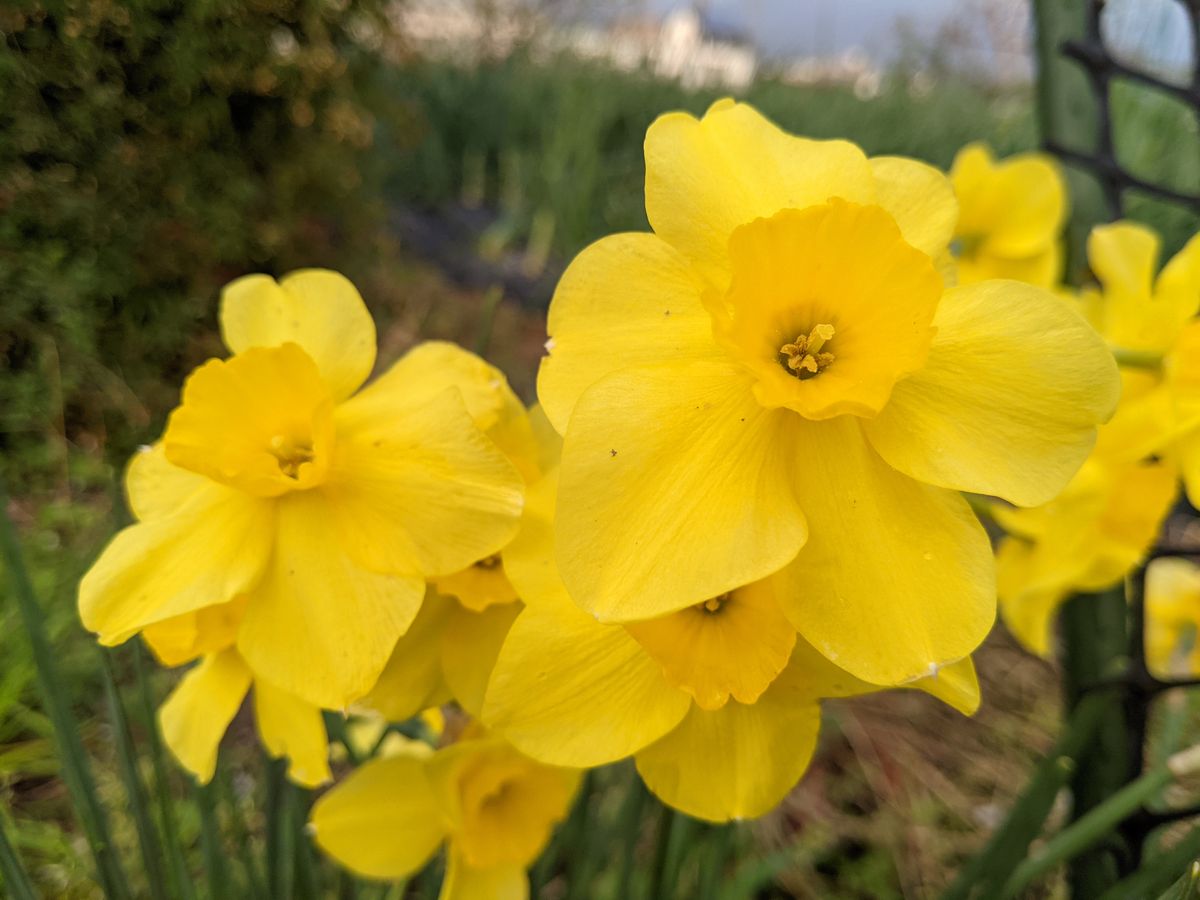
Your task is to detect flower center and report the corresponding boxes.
[698,592,731,614]
[475,554,502,570]
[268,434,315,479]
[779,324,835,380]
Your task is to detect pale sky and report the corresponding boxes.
[645,0,962,59]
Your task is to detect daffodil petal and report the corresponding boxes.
[326,385,524,578]
[869,156,957,258]
[645,99,875,286]
[441,850,527,900]
[220,270,376,401]
[79,485,273,645]
[441,601,522,717]
[158,648,251,784]
[238,492,425,709]
[782,417,994,686]
[556,359,807,621]
[141,598,246,667]
[911,657,981,716]
[125,444,208,521]
[360,593,455,722]
[864,280,1119,507]
[254,678,331,788]
[635,676,821,822]
[537,233,715,433]
[359,341,540,480]
[309,754,447,881]
[501,468,562,613]
[483,584,690,767]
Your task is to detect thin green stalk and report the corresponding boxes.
[614,775,648,899]
[291,785,318,900]
[1095,826,1200,900]
[196,780,227,900]
[699,824,736,900]
[265,757,295,900]
[474,285,504,356]
[101,651,171,900]
[0,811,38,900]
[220,767,266,899]
[0,482,132,900]
[1158,862,1200,900]
[1000,745,1200,899]
[942,692,1109,900]
[649,803,677,900]
[132,644,195,900]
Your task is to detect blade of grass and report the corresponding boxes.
[265,756,295,899]
[101,650,171,900]
[132,643,196,900]
[0,481,133,900]
[648,803,676,900]
[941,691,1109,900]
[1095,826,1200,900]
[196,779,228,899]
[614,774,648,899]
[0,810,38,900]
[291,784,318,900]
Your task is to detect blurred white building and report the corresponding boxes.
[394,1,759,92]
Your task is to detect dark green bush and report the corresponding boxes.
[0,0,405,488]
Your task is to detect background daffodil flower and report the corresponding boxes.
[538,99,1119,689]
[310,732,579,899]
[78,271,526,712]
[948,142,1068,288]
[995,454,1178,656]
[481,449,980,823]
[1146,557,1200,678]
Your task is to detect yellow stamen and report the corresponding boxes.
[698,592,731,614]
[268,435,315,479]
[779,324,836,380]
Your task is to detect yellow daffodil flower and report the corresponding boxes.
[949,142,1067,287]
[364,403,560,723]
[1146,557,1200,677]
[310,733,579,899]
[538,99,1119,687]
[995,454,1178,656]
[482,452,980,822]
[1079,222,1200,502]
[79,271,525,711]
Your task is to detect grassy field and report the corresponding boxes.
[3,42,1200,897]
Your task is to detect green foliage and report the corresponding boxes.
[0,0,405,489]
[381,53,1038,260]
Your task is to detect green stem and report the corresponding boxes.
[0,810,37,900]
[0,481,132,900]
[614,775,647,899]
[649,804,676,900]
[101,650,171,900]
[1095,826,1200,900]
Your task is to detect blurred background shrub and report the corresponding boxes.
[0,0,405,490]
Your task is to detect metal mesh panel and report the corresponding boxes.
[1048,0,1200,219]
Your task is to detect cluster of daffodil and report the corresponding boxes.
[985,180,1200,659]
[80,100,1129,894]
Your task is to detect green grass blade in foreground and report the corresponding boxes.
[942,692,1109,900]
[102,650,171,900]
[1158,861,1200,900]
[1095,826,1200,900]
[0,809,38,900]
[999,743,1200,899]
[0,483,133,899]
[133,643,197,900]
